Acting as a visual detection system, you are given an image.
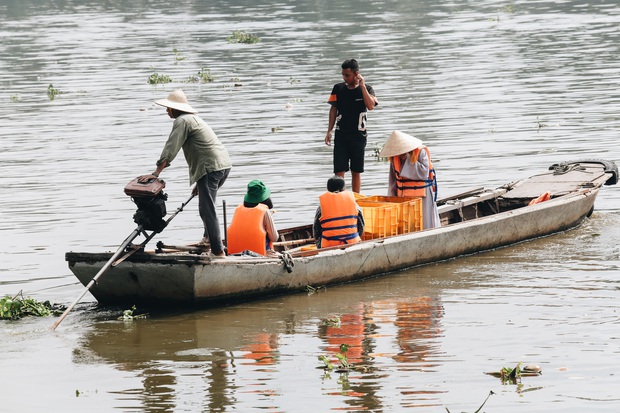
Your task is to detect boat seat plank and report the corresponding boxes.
[437,188,506,214]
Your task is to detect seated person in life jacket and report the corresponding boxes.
[313,176,365,249]
[379,130,440,229]
[227,179,279,257]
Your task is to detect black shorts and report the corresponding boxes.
[333,135,367,173]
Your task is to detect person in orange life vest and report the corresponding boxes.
[379,130,441,229]
[227,180,279,257]
[313,176,365,249]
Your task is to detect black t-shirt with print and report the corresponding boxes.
[328,82,376,139]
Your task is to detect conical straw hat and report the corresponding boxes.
[379,130,423,157]
[154,89,198,114]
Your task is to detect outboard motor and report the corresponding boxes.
[124,177,168,233]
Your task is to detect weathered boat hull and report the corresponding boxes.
[67,159,617,306]
[67,186,600,306]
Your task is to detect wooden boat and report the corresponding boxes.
[66,159,617,307]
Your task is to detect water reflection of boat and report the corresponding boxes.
[76,279,445,366]
[75,280,447,412]
[66,160,617,306]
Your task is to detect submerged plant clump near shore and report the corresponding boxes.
[0,292,65,320]
[119,305,148,321]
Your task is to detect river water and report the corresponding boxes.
[1,0,619,411]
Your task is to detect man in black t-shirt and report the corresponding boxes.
[325,58,378,194]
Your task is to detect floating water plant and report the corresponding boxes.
[226,30,260,44]
[373,143,388,161]
[10,95,19,102]
[0,292,64,320]
[47,84,60,100]
[119,305,148,321]
[147,72,172,84]
[485,362,542,384]
[323,316,341,327]
[172,48,186,64]
[318,343,352,373]
[186,67,215,83]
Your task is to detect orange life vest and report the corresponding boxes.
[319,191,361,247]
[528,191,551,206]
[227,204,271,256]
[392,146,436,198]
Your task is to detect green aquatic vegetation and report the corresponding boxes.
[119,305,148,321]
[147,72,172,84]
[323,316,341,328]
[334,348,351,370]
[318,355,336,370]
[0,292,64,320]
[197,67,215,82]
[226,30,260,44]
[186,67,215,83]
[318,343,351,372]
[172,48,186,64]
[500,362,522,383]
[373,143,388,161]
[47,84,60,100]
[10,95,19,102]
[485,362,542,384]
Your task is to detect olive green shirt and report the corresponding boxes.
[157,114,232,185]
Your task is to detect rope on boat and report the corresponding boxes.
[551,163,586,175]
[281,252,294,273]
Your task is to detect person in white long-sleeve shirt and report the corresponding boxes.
[380,130,440,229]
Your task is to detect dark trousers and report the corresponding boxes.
[197,168,230,254]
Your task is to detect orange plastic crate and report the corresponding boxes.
[356,200,399,240]
[360,196,423,234]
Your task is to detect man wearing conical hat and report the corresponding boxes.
[325,59,378,194]
[139,89,232,256]
[379,130,440,229]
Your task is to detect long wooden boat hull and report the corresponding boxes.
[66,160,617,306]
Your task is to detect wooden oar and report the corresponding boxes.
[51,226,143,331]
[51,192,196,331]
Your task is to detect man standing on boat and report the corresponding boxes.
[138,89,232,257]
[380,130,440,229]
[314,175,365,248]
[325,59,378,194]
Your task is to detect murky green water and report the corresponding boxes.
[1,1,619,411]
